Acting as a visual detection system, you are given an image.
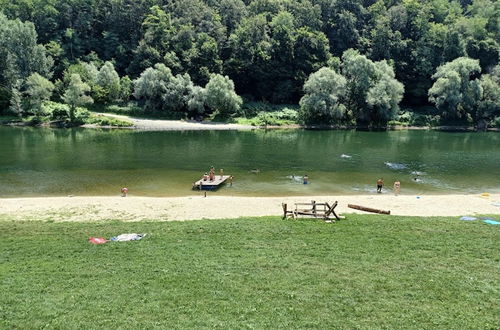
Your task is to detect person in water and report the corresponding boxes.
[393,180,401,195]
[377,178,384,193]
[303,175,309,184]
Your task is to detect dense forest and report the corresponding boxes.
[0,0,498,127]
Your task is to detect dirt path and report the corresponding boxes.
[96,113,254,131]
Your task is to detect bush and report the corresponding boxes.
[86,114,133,127]
[392,110,441,127]
[44,102,70,121]
[493,117,500,128]
[237,109,299,126]
[72,108,91,125]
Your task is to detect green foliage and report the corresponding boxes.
[493,117,500,128]
[47,102,70,121]
[299,67,347,123]
[63,73,93,121]
[204,74,242,116]
[133,64,195,115]
[25,73,54,116]
[429,57,482,120]
[477,65,500,123]
[1,215,498,328]
[391,110,441,127]
[0,0,498,125]
[8,82,24,117]
[0,13,53,89]
[236,108,299,126]
[187,86,206,116]
[119,76,133,103]
[85,114,133,127]
[96,61,121,104]
[342,49,404,125]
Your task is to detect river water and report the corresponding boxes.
[1,126,499,197]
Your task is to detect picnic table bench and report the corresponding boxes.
[282,200,342,222]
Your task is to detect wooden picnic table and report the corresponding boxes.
[282,200,342,222]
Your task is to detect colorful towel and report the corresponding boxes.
[88,237,108,244]
[459,216,477,221]
[483,220,500,225]
[110,233,147,242]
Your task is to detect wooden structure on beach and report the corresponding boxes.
[193,175,231,190]
[348,204,390,215]
[282,200,342,222]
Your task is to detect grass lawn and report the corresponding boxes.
[1,215,498,328]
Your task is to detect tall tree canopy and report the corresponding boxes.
[0,0,497,126]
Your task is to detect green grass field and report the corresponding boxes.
[1,215,498,329]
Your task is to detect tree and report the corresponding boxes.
[134,63,194,115]
[187,86,206,117]
[428,57,483,120]
[63,74,93,121]
[97,61,121,103]
[0,13,53,90]
[204,74,242,116]
[366,61,405,124]
[341,49,404,125]
[299,67,347,123]
[9,82,24,117]
[476,65,500,127]
[119,76,133,103]
[25,73,54,115]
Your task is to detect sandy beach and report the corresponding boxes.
[94,113,254,130]
[1,194,499,222]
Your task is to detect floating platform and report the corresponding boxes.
[193,175,230,190]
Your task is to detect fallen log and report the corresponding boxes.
[348,204,390,215]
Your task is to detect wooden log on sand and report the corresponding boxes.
[348,204,390,215]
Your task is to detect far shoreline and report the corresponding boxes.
[3,118,499,132]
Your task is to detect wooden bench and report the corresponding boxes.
[282,200,342,222]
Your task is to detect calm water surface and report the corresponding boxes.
[1,126,499,197]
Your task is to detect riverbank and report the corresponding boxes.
[1,194,499,222]
[90,113,255,130]
[3,113,499,131]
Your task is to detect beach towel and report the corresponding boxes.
[459,216,477,221]
[492,202,500,207]
[88,237,108,244]
[110,233,147,242]
[483,220,500,225]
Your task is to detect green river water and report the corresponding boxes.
[1,126,499,197]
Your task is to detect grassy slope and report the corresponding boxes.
[1,215,498,329]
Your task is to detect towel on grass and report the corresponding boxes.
[459,216,477,221]
[483,220,500,225]
[110,233,147,242]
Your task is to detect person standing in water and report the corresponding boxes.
[303,175,309,184]
[393,180,401,195]
[377,178,384,193]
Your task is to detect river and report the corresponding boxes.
[1,126,499,197]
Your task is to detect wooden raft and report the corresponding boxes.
[282,200,342,222]
[193,175,230,190]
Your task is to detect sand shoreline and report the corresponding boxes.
[1,194,499,222]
